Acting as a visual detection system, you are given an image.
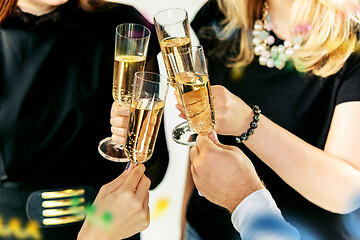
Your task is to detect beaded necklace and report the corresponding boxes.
[252,1,304,70]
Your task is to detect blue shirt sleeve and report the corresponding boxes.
[231,189,300,240]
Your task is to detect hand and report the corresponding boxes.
[110,102,130,146]
[190,132,264,213]
[211,85,253,136]
[78,164,151,240]
[175,85,252,136]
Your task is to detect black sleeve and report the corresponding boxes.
[336,54,360,105]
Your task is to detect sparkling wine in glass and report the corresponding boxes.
[154,8,199,146]
[124,72,170,164]
[168,46,215,141]
[154,8,191,87]
[98,23,151,162]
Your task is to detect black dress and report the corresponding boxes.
[187,0,360,239]
[0,1,168,239]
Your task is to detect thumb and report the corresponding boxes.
[104,162,135,193]
[207,131,236,151]
[207,131,221,146]
[195,132,224,154]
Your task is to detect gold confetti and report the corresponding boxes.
[151,197,171,220]
[0,217,42,239]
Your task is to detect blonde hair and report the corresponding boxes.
[217,0,360,77]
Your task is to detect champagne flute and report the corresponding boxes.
[124,72,170,164]
[98,23,151,162]
[167,45,215,140]
[154,8,191,87]
[153,8,197,146]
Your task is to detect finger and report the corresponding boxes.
[206,131,235,151]
[208,131,227,148]
[210,85,224,95]
[125,162,135,172]
[142,192,150,225]
[175,94,183,106]
[111,126,127,137]
[110,116,129,128]
[111,134,126,146]
[195,134,215,152]
[189,144,200,164]
[195,133,236,160]
[111,102,130,117]
[174,90,180,100]
[100,163,135,194]
[135,175,151,201]
[176,104,186,119]
[144,195,150,228]
[121,164,146,192]
[175,97,182,105]
[179,113,187,119]
[189,162,207,197]
[190,161,198,177]
[143,191,150,209]
[206,132,247,161]
[175,104,185,114]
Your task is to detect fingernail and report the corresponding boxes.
[208,131,218,142]
[179,113,187,119]
[125,162,131,170]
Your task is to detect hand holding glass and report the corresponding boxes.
[98,23,150,162]
[124,72,170,164]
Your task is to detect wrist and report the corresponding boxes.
[78,223,112,240]
[226,181,265,213]
[237,104,254,136]
[236,105,261,144]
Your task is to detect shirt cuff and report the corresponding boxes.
[231,189,300,240]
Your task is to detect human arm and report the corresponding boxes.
[189,132,299,239]
[77,164,151,240]
[207,85,360,214]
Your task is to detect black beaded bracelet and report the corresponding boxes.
[235,105,261,144]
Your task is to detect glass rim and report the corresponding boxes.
[166,45,208,76]
[116,23,151,40]
[153,8,188,26]
[134,71,171,85]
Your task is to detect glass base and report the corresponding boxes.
[172,121,197,146]
[98,137,129,162]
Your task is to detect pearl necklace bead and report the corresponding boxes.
[252,2,303,70]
